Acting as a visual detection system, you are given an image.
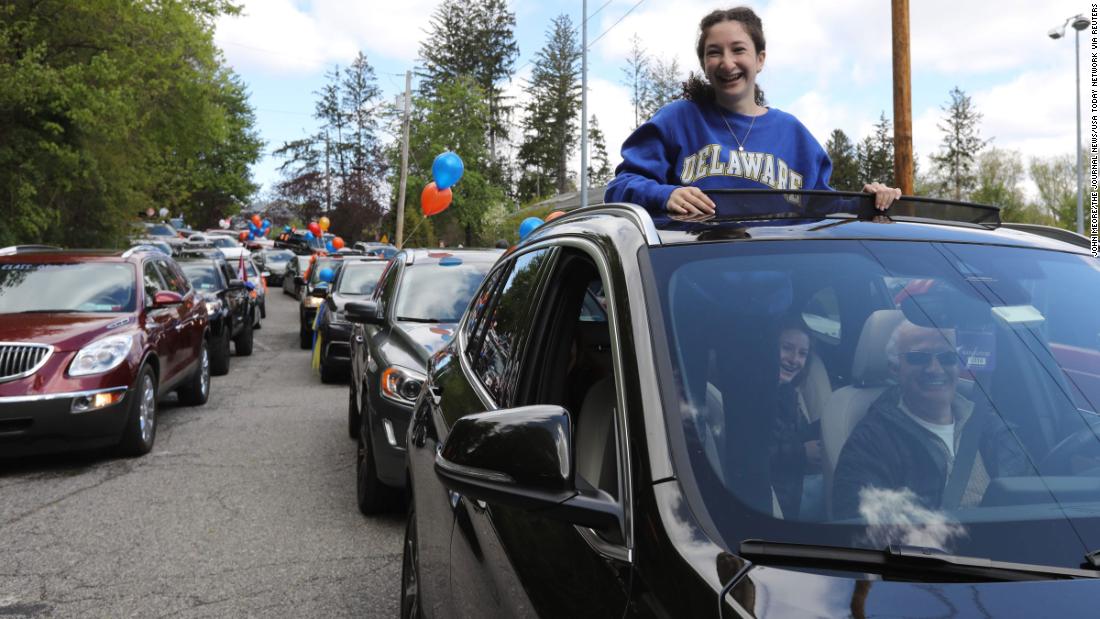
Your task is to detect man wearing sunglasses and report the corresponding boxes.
[832,320,1027,519]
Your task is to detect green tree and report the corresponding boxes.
[388,76,504,246]
[931,86,988,200]
[968,148,1027,219]
[621,33,650,129]
[641,56,682,120]
[0,0,260,246]
[418,0,518,160]
[587,115,613,187]
[517,14,582,201]
[824,129,860,191]
[1029,153,1082,230]
[857,113,894,187]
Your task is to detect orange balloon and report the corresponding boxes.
[251,214,262,227]
[545,210,566,222]
[332,237,345,250]
[421,182,453,217]
[238,231,248,241]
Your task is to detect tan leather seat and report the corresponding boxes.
[575,377,617,498]
[821,309,904,516]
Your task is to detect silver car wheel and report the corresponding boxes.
[139,373,156,444]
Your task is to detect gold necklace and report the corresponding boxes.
[719,107,759,152]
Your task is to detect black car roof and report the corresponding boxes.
[525,190,1093,256]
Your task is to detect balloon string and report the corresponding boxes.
[402,215,429,248]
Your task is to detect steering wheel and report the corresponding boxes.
[1038,421,1100,475]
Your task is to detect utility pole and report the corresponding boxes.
[891,0,913,194]
[396,70,412,248]
[580,0,589,209]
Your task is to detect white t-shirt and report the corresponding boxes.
[903,407,956,459]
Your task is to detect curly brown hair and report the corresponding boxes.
[682,7,767,107]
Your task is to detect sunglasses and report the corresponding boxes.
[903,350,959,367]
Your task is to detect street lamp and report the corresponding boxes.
[1049,14,1090,234]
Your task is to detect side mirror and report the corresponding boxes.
[294,275,304,285]
[152,291,183,307]
[345,300,383,325]
[262,271,271,278]
[310,285,329,298]
[227,279,246,290]
[435,405,622,532]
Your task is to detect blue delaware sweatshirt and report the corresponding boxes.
[604,99,833,213]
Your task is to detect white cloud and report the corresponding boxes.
[215,0,437,75]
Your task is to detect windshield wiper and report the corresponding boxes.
[740,539,1100,581]
[396,317,445,323]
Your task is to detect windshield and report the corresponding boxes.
[0,263,136,312]
[263,250,293,263]
[210,237,237,249]
[394,261,492,322]
[337,263,386,295]
[179,262,223,292]
[649,239,1100,569]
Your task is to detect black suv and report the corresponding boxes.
[345,248,502,512]
[298,255,346,350]
[177,251,255,375]
[400,191,1100,617]
[312,257,389,383]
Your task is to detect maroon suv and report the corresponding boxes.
[0,247,210,457]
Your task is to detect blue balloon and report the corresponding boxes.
[432,151,465,190]
[305,231,315,240]
[318,267,335,283]
[518,217,543,241]
[262,218,271,229]
[326,241,335,253]
[283,225,292,233]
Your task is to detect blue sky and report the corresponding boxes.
[214,0,1093,196]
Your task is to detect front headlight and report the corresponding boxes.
[205,300,223,315]
[304,295,324,308]
[68,333,136,376]
[331,309,349,324]
[380,365,427,405]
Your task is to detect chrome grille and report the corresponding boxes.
[0,344,52,382]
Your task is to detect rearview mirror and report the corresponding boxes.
[435,405,622,532]
[345,301,383,325]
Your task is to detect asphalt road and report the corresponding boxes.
[0,289,404,618]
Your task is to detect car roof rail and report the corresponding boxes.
[0,244,63,256]
[121,244,164,258]
[1000,222,1092,249]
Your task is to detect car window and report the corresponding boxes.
[463,267,506,348]
[143,260,166,304]
[469,250,551,405]
[647,238,1100,571]
[156,260,190,295]
[337,263,387,295]
[179,262,223,292]
[0,262,136,313]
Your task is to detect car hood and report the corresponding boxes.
[739,564,1100,617]
[389,321,458,365]
[0,313,137,352]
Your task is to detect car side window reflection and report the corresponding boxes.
[471,250,551,404]
[143,261,166,306]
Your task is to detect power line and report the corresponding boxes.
[584,0,613,24]
[587,0,647,49]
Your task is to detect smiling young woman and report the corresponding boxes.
[604,7,901,216]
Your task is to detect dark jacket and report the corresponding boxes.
[770,384,815,517]
[832,386,1028,519]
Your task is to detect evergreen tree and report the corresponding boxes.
[587,115,613,187]
[517,14,582,200]
[339,52,387,238]
[931,86,988,200]
[621,34,649,129]
[418,0,518,159]
[824,129,860,191]
[857,113,895,187]
[642,56,682,120]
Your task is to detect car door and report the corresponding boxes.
[220,261,247,336]
[407,256,509,617]
[143,259,183,382]
[160,258,204,369]
[448,245,634,618]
